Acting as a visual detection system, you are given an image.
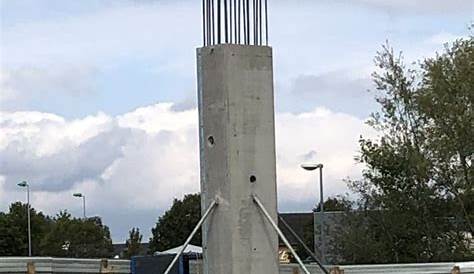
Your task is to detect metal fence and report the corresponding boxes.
[0,257,130,274]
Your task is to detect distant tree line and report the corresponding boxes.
[0,202,113,258]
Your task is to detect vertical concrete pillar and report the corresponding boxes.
[197,44,279,274]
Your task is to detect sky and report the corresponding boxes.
[1,0,472,243]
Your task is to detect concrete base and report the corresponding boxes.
[197,45,279,274]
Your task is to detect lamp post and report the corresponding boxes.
[73,193,86,219]
[17,181,31,257]
[301,163,325,264]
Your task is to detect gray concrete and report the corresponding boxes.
[197,45,279,274]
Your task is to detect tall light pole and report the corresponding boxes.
[301,163,325,264]
[17,181,31,257]
[73,193,86,219]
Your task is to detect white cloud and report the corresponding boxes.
[117,103,197,133]
[0,111,111,156]
[275,107,375,210]
[0,102,374,240]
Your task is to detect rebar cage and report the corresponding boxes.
[202,0,269,46]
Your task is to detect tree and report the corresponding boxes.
[315,196,352,212]
[149,194,201,253]
[124,227,142,259]
[40,211,114,258]
[417,39,474,232]
[73,216,114,258]
[0,212,24,256]
[0,202,52,256]
[39,211,75,257]
[0,202,113,257]
[335,37,474,264]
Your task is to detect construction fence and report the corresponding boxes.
[0,257,129,274]
[1,257,473,274]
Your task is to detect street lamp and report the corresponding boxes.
[17,181,32,257]
[73,193,86,219]
[301,163,325,264]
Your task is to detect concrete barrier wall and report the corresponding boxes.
[189,260,474,274]
[0,257,130,274]
[278,262,474,274]
[2,257,473,274]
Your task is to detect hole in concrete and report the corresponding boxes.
[250,175,256,183]
[207,136,215,147]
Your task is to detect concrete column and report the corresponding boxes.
[197,45,279,274]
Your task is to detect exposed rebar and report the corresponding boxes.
[202,0,268,46]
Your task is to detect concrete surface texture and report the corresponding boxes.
[197,44,279,274]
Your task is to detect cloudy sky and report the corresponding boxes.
[1,0,472,242]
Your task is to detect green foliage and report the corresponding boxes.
[315,196,352,212]
[0,211,24,256]
[418,39,474,230]
[0,202,52,256]
[149,194,201,253]
[0,203,113,258]
[335,37,474,264]
[124,227,142,259]
[40,212,114,258]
